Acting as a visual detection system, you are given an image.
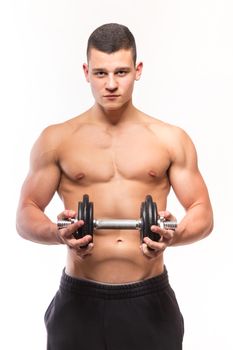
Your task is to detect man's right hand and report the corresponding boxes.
[56,210,94,258]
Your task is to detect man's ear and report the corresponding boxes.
[83,63,90,82]
[135,62,143,81]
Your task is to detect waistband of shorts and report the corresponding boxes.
[59,267,169,299]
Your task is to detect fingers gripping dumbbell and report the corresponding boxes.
[57,194,177,242]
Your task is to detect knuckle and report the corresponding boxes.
[69,240,78,249]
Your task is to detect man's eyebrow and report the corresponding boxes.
[92,68,107,72]
[92,66,131,72]
[115,66,131,71]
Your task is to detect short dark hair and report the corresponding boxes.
[87,23,137,64]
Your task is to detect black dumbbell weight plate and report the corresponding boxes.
[140,195,160,242]
[83,195,94,235]
[73,198,84,239]
[74,194,94,239]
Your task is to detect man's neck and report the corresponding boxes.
[90,101,138,126]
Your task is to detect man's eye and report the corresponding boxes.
[117,71,127,76]
[95,72,106,77]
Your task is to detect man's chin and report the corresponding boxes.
[99,100,129,112]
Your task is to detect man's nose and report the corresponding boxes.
[105,74,118,91]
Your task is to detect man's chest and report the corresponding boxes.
[59,127,171,183]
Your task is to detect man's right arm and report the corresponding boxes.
[16,125,94,255]
[16,126,64,244]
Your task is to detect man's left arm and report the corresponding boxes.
[166,128,213,246]
[142,128,213,256]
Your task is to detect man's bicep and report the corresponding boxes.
[168,131,210,210]
[20,164,61,211]
[19,129,61,211]
[169,165,209,210]
[19,165,61,211]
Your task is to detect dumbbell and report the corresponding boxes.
[57,194,177,242]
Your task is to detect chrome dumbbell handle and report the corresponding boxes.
[57,218,139,230]
[157,217,177,230]
[93,219,177,230]
[57,218,77,229]
[57,218,177,230]
[93,219,141,230]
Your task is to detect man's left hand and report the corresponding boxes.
[140,210,176,258]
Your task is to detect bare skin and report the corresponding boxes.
[16,48,213,283]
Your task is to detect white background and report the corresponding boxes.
[0,0,233,349]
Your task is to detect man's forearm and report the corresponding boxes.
[171,203,213,246]
[16,205,60,245]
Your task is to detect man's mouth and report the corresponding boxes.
[104,94,120,98]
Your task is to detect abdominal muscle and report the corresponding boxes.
[64,186,166,284]
[66,231,164,284]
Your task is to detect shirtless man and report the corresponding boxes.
[16,23,213,350]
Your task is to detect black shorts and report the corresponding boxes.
[44,267,184,350]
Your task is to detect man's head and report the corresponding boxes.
[83,24,142,112]
[86,23,137,65]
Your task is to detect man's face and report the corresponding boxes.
[83,48,143,111]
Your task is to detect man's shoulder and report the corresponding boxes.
[140,112,193,153]
[141,112,185,136]
[40,112,88,139]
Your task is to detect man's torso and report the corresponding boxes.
[54,111,173,283]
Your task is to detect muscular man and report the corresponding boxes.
[16,23,213,350]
